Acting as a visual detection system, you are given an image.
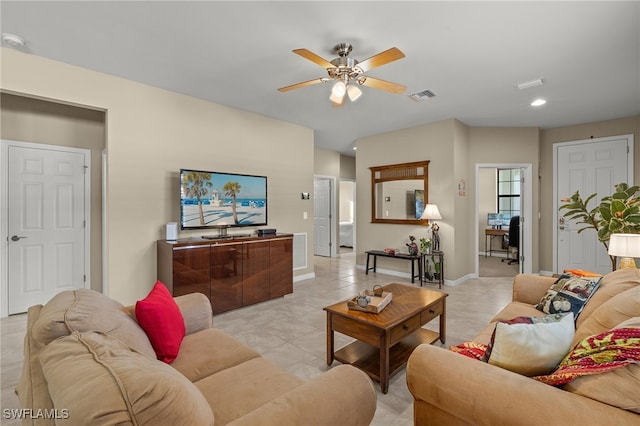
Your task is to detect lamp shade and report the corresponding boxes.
[607,233,640,257]
[347,84,362,102]
[331,81,346,97]
[420,204,442,221]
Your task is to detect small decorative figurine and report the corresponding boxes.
[406,235,419,256]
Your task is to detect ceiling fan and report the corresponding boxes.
[278,42,407,107]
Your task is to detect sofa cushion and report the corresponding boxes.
[39,331,214,426]
[195,357,304,425]
[535,273,601,319]
[135,281,186,363]
[484,313,575,376]
[171,328,260,382]
[574,285,640,345]
[576,268,640,330]
[32,289,155,358]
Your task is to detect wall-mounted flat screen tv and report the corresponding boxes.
[180,168,267,229]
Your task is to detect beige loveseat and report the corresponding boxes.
[17,289,377,425]
[407,269,640,425]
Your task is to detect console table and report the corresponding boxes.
[157,234,293,314]
[485,228,508,257]
[365,250,424,284]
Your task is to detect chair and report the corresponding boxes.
[502,215,520,265]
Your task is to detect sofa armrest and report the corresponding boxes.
[173,293,213,335]
[407,344,638,425]
[226,365,377,426]
[512,274,556,305]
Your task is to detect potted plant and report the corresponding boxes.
[419,237,431,255]
[559,182,640,270]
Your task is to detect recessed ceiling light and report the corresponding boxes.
[1,33,26,48]
[531,99,547,107]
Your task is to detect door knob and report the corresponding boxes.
[10,235,27,242]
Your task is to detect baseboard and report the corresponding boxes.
[294,272,316,282]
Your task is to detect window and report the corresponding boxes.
[497,168,521,219]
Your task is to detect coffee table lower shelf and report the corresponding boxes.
[334,328,439,383]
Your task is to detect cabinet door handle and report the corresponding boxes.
[429,309,435,314]
[402,325,409,331]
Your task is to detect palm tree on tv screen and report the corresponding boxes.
[184,171,212,225]
[224,181,242,224]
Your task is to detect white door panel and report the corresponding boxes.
[6,143,88,314]
[314,178,331,257]
[555,136,632,275]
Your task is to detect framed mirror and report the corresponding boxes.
[370,161,430,225]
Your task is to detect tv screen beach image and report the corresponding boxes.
[180,170,267,228]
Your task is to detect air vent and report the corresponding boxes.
[408,89,437,102]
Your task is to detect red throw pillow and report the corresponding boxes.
[135,281,185,363]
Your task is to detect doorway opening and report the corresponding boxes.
[475,163,532,277]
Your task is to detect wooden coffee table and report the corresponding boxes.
[324,283,447,393]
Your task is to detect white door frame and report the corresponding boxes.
[552,134,634,274]
[0,139,91,317]
[314,175,337,257]
[474,163,533,276]
[339,178,356,253]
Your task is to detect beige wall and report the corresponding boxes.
[356,121,540,281]
[340,154,356,179]
[452,120,471,278]
[1,93,106,292]
[356,119,464,279]
[538,115,640,272]
[1,47,315,306]
[469,127,540,271]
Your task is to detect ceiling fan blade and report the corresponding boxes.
[356,47,405,73]
[293,48,335,69]
[278,78,324,92]
[360,76,407,94]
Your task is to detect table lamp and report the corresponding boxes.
[421,204,442,251]
[607,233,640,269]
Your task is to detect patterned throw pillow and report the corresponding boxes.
[535,273,602,319]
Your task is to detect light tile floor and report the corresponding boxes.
[1,251,514,425]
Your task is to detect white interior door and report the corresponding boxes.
[314,178,331,257]
[554,135,633,275]
[5,141,89,314]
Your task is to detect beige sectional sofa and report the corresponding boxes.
[407,269,640,425]
[17,289,377,425]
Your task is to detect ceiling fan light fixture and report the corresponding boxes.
[347,84,362,102]
[331,81,346,97]
[329,91,345,104]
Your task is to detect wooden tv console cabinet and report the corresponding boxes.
[157,233,293,314]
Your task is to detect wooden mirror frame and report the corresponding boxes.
[370,160,430,225]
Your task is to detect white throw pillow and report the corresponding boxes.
[488,312,575,376]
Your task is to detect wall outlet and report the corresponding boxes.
[303,211,308,219]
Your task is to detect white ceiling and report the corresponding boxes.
[2,1,639,155]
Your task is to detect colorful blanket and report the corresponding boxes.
[533,327,640,385]
[449,327,640,386]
